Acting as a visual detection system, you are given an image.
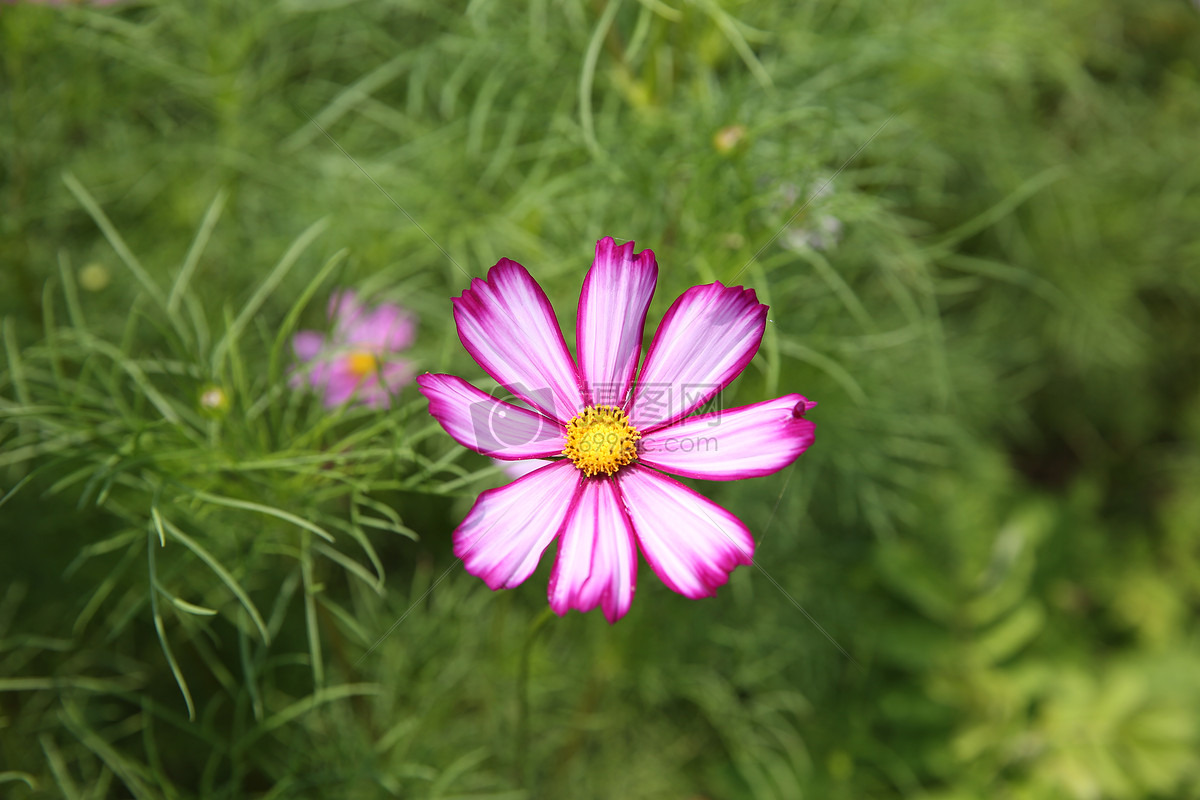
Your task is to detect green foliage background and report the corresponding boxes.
[2,0,1199,797]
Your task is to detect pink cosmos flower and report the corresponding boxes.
[417,237,815,622]
[291,290,415,409]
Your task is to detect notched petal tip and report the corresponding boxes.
[479,258,532,289]
[792,396,817,417]
[595,236,657,267]
[451,286,480,311]
[708,281,767,313]
[738,283,761,300]
[711,281,767,315]
[455,265,516,306]
[491,257,526,272]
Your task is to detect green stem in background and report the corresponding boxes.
[514,606,555,787]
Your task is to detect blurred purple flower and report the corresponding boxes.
[290,290,415,409]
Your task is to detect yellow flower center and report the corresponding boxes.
[346,351,378,378]
[563,405,641,477]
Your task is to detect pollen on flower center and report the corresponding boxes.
[346,351,378,378]
[563,405,641,477]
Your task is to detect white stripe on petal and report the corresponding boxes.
[548,478,638,623]
[453,259,584,422]
[493,458,554,479]
[454,461,580,590]
[639,394,815,480]
[417,373,564,459]
[628,282,767,432]
[620,466,754,599]
[577,237,657,407]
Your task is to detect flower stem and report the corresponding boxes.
[514,606,555,787]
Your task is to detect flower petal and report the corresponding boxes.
[328,289,362,326]
[291,356,334,391]
[380,359,414,390]
[417,373,565,459]
[292,331,325,362]
[577,237,657,407]
[321,365,361,407]
[346,302,415,352]
[454,461,580,590]
[453,259,584,422]
[619,466,754,599]
[357,361,414,409]
[548,478,638,623]
[493,458,553,479]
[639,394,816,480]
[628,283,767,432]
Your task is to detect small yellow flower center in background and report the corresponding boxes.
[563,405,641,477]
[346,351,378,378]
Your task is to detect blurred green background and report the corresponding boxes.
[3,0,1200,797]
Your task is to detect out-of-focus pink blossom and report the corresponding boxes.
[290,290,415,409]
